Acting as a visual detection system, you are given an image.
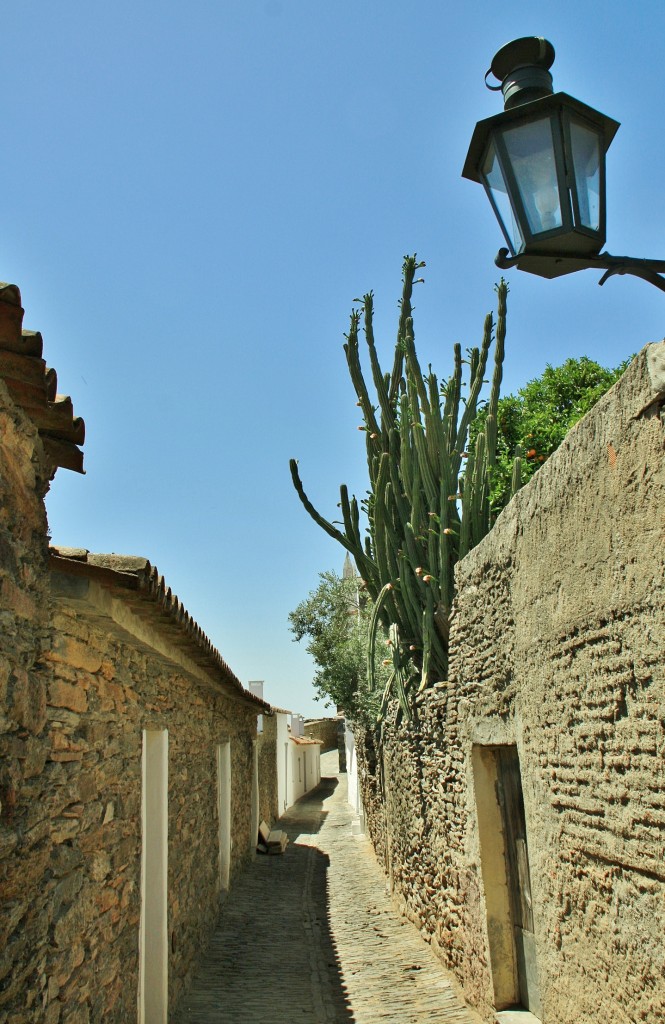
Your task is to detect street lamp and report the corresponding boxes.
[462,37,665,291]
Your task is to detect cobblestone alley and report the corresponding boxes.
[174,751,482,1024]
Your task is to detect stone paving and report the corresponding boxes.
[174,751,483,1024]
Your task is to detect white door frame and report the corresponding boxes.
[216,741,231,891]
[250,739,259,854]
[139,728,169,1024]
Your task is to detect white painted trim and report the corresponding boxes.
[250,740,259,854]
[216,742,231,891]
[275,713,289,813]
[472,745,518,1011]
[139,729,169,1024]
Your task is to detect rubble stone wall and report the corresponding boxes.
[356,343,665,1024]
[0,379,260,1023]
[0,380,55,1020]
[42,596,258,1021]
[303,717,339,751]
[257,713,278,825]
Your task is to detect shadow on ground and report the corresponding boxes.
[174,776,355,1023]
[279,774,339,839]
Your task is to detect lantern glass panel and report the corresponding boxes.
[569,117,601,231]
[502,117,563,236]
[481,139,523,255]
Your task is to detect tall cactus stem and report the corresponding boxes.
[291,255,510,707]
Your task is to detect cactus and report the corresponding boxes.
[290,256,509,707]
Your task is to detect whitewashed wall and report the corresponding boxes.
[287,738,321,808]
[344,723,365,833]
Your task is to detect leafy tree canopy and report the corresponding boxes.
[288,570,387,721]
[483,355,630,514]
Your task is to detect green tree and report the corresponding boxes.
[484,356,629,514]
[288,570,387,720]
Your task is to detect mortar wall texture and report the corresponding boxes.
[0,379,56,1020]
[257,713,278,825]
[355,343,665,1024]
[303,717,340,751]
[43,596,257,1023]
[0,379,261,1023]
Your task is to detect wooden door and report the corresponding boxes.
[496,747,541,1018]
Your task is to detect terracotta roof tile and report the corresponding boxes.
[0,283,84,473]
[49,546,272,711]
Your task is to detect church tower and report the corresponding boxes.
[342,553,360,615]
[342,552,356,580]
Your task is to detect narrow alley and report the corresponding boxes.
[174,751,481,1024]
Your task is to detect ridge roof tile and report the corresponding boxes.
[0,283,84,473]
[49,546,272,713]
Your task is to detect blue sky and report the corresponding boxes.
[4,2,664,716]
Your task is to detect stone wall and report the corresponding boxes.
[257,713,278,825]
[0,373,264,1022]
[356,343,665,1024]
[0,379,55,1019]
[44,587,258,1022]
[303,717,340,752]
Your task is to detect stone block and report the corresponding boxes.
[49,844,84,878]
[49,750,84,763]
[0,843,50,900]
[0,825,19,860]
[89,850,111,882]
[95,886,119,914]
[53,871,84,916]
[23,818,50,849]
[49,817,81,844]
[58,996,89,1024]
[53,900,87,951]
[22,736,48,778]
[44,1001,61,1024]
[47,680,87,714]
[8,668,47,733]
[0,577,38,620]
[48,636,102,675]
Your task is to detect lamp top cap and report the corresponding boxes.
[489,37,555,81]
[487,37,556,109]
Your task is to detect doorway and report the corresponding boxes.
[472,744,541,1019]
